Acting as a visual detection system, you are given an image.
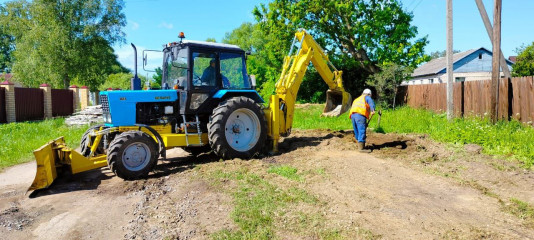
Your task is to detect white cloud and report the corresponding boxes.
[131,21,139,30]
[158,21,174,29]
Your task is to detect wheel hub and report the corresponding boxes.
[225,109,260,152]
[122,143,151,171]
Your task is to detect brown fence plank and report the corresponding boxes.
[15,88,44,122]
[51,89,74,117]
[0,88,5,123]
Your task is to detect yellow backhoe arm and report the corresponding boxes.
[265,30,352,152]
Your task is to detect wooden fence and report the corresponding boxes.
[51,89,74,117]
[0,88,5,123]
[396,76,534,124]
[15,88,44,122]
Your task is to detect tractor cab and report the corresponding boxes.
[162,40,261,115]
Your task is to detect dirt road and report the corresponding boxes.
[1,130,533,239]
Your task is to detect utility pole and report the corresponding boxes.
[490,0,502,123]
[446,0,454,121]
[474,0,510,79]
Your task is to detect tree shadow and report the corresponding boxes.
[29,151,220,198]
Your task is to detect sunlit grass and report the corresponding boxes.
[0,118,88,169]
[293,104,534,167]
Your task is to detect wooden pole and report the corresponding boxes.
[474,0,510,79]
[446,0,454,121]
[490,0,502,123]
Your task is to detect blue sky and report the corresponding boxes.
[2,0,533,76]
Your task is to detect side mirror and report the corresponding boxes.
[249,75,256,89]
[143,53,148,67]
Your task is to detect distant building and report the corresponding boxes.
[404,47,514,85]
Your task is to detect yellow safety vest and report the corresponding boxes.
[349,95,370,119]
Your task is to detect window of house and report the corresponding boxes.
[429,78,434,84]
[478,53,482,59]
[455,77,465,82]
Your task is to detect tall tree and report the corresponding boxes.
[366,63,412,107]
[0,5,14,73]
[0,0,126,89]
[512,42,534,77]
[428,50,461,60]
[253,0,429,74]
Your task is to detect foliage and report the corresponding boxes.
[205,37,217,43]
[153,67,162,87]
[293,105,534,167]
[0,118,88,169]
[428,50,461,60]
[0,9,14,73]
[254,0,429,74]
[512,42,534,77]
[366,63,413,107]
[99,72,148,91]
[0,0,127,89]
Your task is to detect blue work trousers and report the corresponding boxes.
[351,113,367,143]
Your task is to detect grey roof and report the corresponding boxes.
[182,40,243,51]
[412,49,478,77]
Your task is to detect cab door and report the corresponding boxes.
[186,50,220,114]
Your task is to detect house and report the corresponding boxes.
[404,47,514,85]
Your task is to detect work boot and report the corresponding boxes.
[358,142,371,153]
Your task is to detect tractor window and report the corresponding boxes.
[164,49,187,88]
[192,52,217,87]
[220,53,250,89]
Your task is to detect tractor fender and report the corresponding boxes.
[135,124,166,160]
[212,90,264,104]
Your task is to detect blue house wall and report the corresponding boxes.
[438,49,513,74]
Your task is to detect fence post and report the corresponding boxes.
[40,83,52,119]
[80,86,89,110]
[70,85,79,112]
[0,81,15,123]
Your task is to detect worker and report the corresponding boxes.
[349,88,375,152]
[201,59,216,86]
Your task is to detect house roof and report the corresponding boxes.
[412,47,514,77]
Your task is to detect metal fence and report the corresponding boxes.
[51,89,74,117]
[0,88,5,123]
[14,87,44,122]
[397,76,534,124]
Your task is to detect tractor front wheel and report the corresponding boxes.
[107,131,158,180]
[208,96,267,159]
[80,125,106,157]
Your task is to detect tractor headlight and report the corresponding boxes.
[190,93,209,110]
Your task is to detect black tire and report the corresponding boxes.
[208,96,267,159]
[183,145,212,156]
[80,125,106,157]
[107,131,159,180]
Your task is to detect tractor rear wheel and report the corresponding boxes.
[80,125,106,157]
[208,96,267,159]
[107,131,158,180]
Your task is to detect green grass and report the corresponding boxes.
[293,105,534,167]
[506,198,534,227]
[206,167,319,239]
[0,118,88,169]
[267,165,302,182]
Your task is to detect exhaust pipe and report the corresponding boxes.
[130,43,141,90]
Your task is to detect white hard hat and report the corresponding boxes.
[363,89,372,95]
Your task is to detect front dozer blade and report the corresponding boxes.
[322,90,352,117]
[28,137,108,192]
[28,137,64,191]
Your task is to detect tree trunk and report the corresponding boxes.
[63,74,70,89]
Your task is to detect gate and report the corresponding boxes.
[0,88,5,123]
[15,88,44,121]
[51,89,74,117]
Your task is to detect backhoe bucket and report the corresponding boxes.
[28,137,108,192]
[322,90,352,117]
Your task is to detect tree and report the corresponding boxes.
[366,63,412,108]
[0,0,126,89]
[428,50,461,60]
[152,67,162,87]
[253,0,429,74]
[205,37,216,43]
[99,72,147,91]
[512,42,534,77]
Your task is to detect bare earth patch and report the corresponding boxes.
[0,130,533,239]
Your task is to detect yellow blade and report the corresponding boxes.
[322,90,352,117]
[28,137,65,191]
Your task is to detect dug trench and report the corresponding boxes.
[0,129,533,239]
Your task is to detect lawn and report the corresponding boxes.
[293,105,534,167]
[0,118,88,169]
